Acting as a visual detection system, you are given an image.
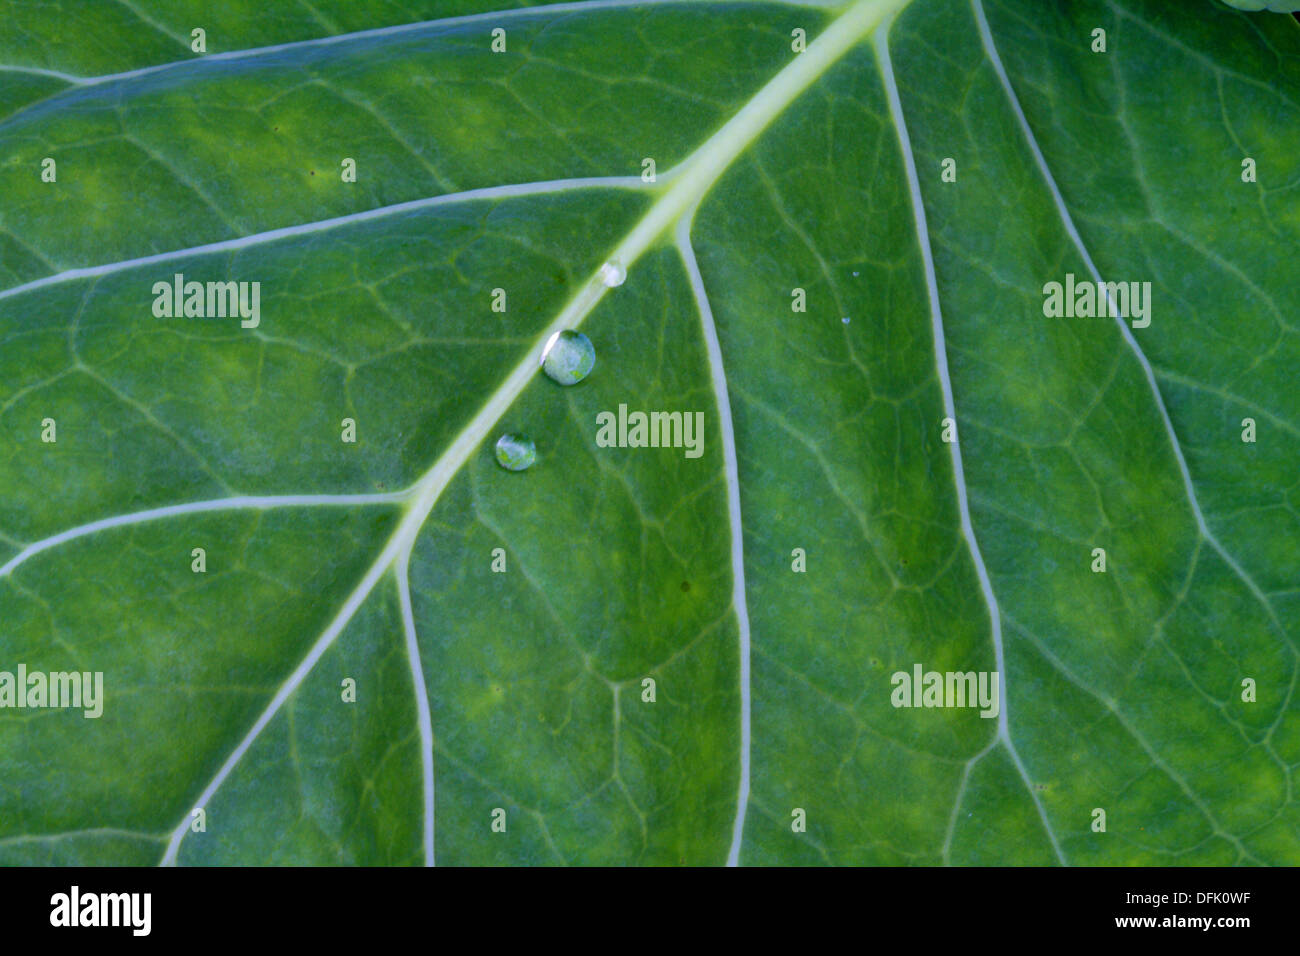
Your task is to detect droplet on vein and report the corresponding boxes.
[540,330,595,385]
[598,260,627,288]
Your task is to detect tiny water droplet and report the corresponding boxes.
[540,329,595,385]
[841,316,851,324]
[852,271,860,277]
[599,260,626,287]
[494,433,536,471]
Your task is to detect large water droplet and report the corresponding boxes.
[541,330,595,385]
[598,260,626,287]
[494,433,536,471]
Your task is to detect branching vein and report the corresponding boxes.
[675,212,751,867]
[875,13,1067,864]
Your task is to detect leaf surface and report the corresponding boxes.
[0,0,1296,865]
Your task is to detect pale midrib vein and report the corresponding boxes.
[159,500,416,865]
[0,177,648,305]
[874,16,1067,865]
[0,826,166,848]
[969,0,1289,643]
[396,548,436,867]
[154,0,905,865]
[674,212,751,867]
[0,65,85,83]
[4,0,848,92]
[0,493,407,579]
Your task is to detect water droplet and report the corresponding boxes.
[540,329,595,385]
[494,433,536,471]
[598,260,626,287]
[841,316,851,324]
[852,271,860,277]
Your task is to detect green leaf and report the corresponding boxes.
[0,0,1296,866]
[1220,1,1300,14]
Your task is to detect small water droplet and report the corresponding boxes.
[852,271,860,277]
[841,316,851,324]
[599,260,626,287]
[494,433,536,471]
[540,329,595,385]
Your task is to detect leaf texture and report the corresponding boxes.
[0,0,1296,865]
